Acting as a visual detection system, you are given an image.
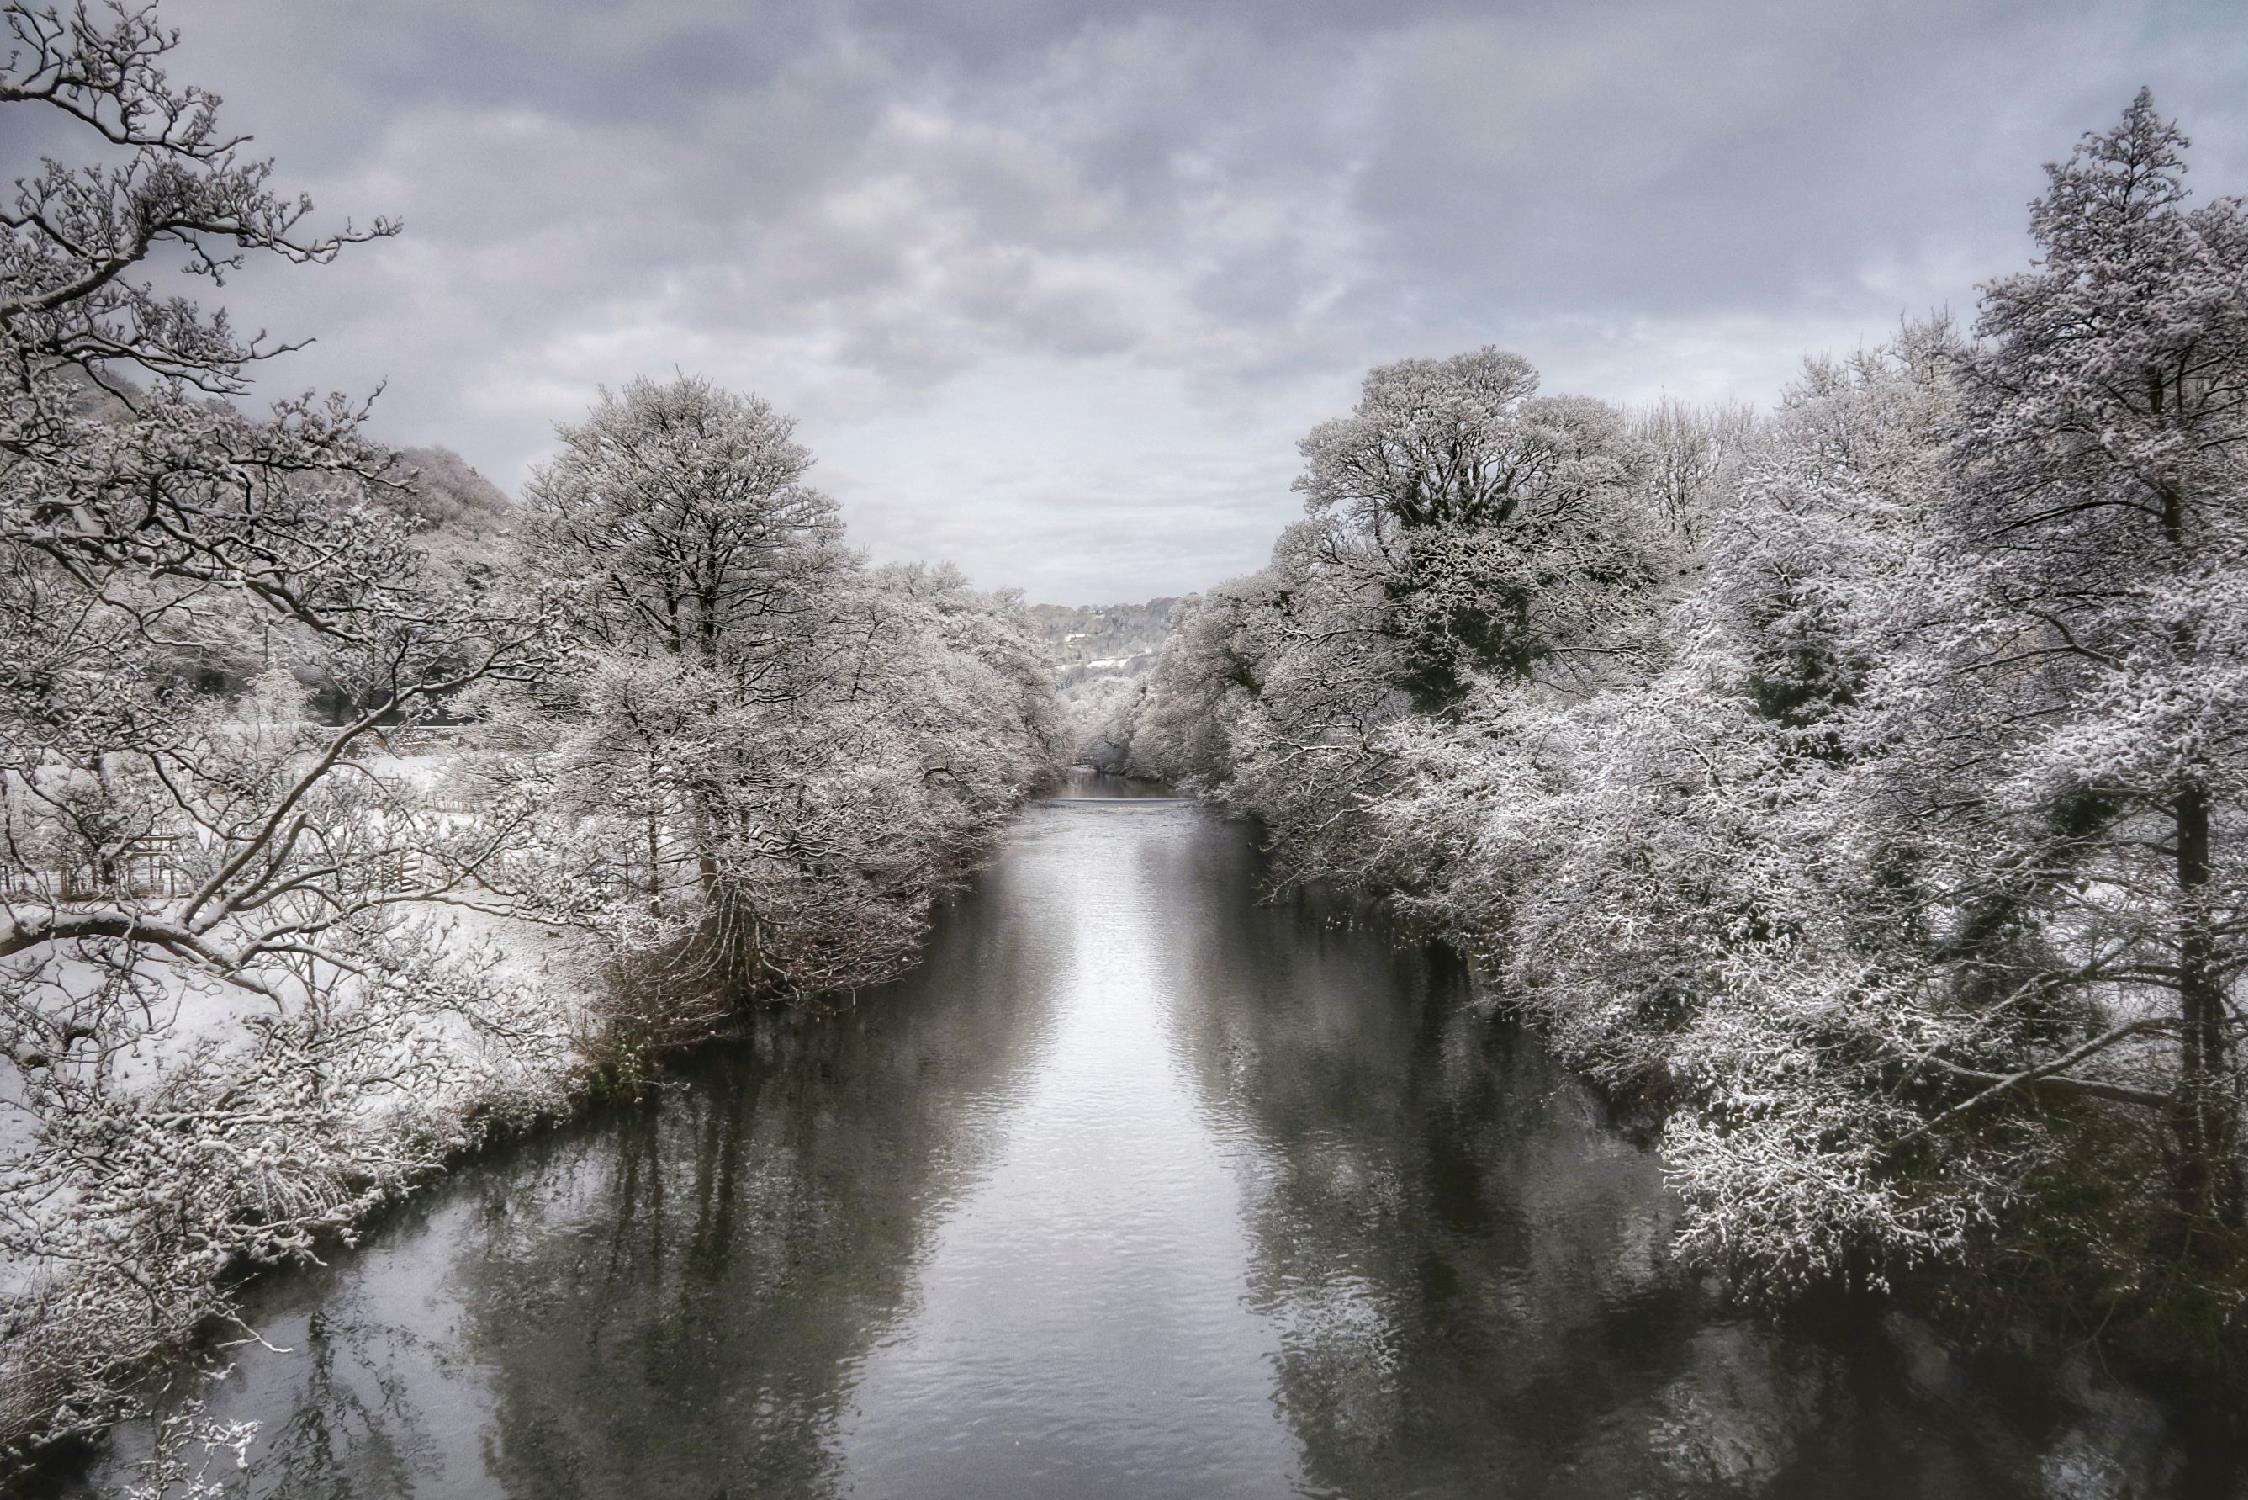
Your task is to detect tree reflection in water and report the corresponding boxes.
[66,831,1066,1499]
[1149,817,2092,1498]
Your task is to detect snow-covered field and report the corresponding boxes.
[0,755,602,1457]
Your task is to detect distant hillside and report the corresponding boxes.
[387,445,518,536]
[1034,596,1184,772]
[1029,597,1181,685]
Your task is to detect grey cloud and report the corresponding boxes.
[1347,0,2246,321]
[53,0,2235,603]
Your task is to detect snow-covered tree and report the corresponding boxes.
[1135,94,2248,1314]
[508,378,1058,1026]
[1,0,562,1460]
[1294,349,1659,710]
[1921,90,2248,1236]
[1128,348,1666,886]
[1359,332,1969,1293]
[1630,396,1762,549]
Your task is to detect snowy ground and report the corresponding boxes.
[0,749,603,1452]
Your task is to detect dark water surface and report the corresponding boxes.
[63,778,2213,1497]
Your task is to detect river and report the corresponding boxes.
[55,777,2217,1497]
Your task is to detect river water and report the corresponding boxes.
[58,778,2218,1497]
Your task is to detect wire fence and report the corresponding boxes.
[0,835,190,902]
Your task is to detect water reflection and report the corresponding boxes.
[831,799,1298,1498]
[1149,817,1717,1494]
[59,784,2209,1498]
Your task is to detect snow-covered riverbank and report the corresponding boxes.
[0,893,596,1470]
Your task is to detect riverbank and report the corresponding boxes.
[0,771,1050,1491]
[0,904,594,1485]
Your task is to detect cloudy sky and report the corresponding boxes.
[141,0,2248,603]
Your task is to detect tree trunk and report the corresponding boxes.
[2151,395,2238,1232]
[689,786,721,899]
[2172,778,2242,1230]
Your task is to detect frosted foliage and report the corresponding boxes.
[0,0,586,1459]
[1131,347,1667,882]
[1129,92,2248,1305]
[119,1399,255,1500]
[501,376,1060,1014]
